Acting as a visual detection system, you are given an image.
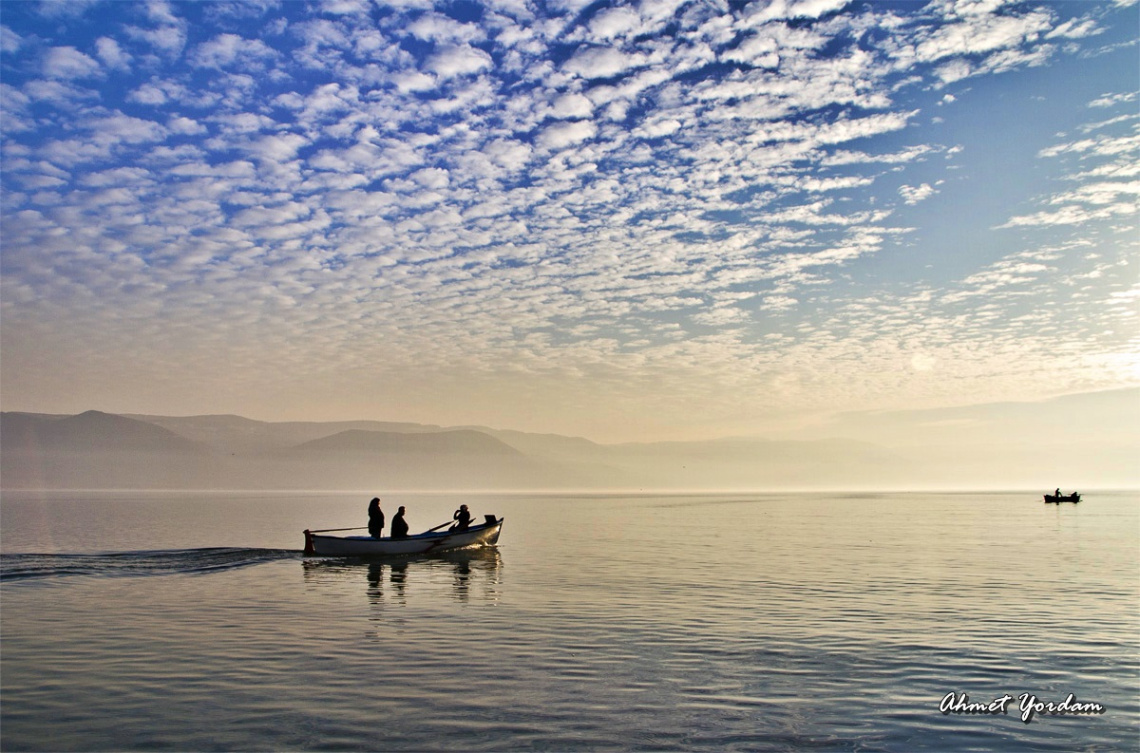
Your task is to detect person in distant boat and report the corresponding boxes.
[390,506,409,539]
[1055,488,1062,497]
[368,497,385,539]
[452,504,472,531]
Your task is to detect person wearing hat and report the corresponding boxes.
[452,504,472,531]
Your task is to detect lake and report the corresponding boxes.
[1,490,1137,751]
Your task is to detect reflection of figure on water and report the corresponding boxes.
[390,561,408,598]
[452,504,471,531]
[366,562,383,602]
[365,561,408,603]
[452,556,473,600]
[367,497,385,539]
[390,506,409,539]
[303,549,502,605]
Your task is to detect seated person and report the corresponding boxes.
[452,504,472,531]
[390,506,409,539]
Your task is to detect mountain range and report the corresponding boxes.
[2,391,1137,491]
[1,409,900,491]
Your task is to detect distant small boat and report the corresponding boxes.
[1044,492,1080,504]
[304,516,503,557]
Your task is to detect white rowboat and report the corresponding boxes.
[304,516,503,557]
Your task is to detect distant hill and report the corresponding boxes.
[5,396,1133,491]
[0,412,589,490]
[123,413,445,455]
[3,411,206,454]
[1,411,220,489]
[293,429,523,456]
[0,409,937,491]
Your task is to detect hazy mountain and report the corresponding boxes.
[821,388,1140,488]
[242,428,588,491]
[1,411,224,489]
[0,409,909,491]
[122,413,445,455]
[293,429,522,456]
[3,392,1136,491]
[4,410,207,454]
[0,413,593,491]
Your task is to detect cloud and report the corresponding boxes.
[392,69,436,92]
[191,33,278,69]
[168,116,207,135]
[723,34,780,68]
[407,12,486,44]
[245,133,309,162]
[42,46,102,79]
[551,92,594,118]
[426,45,493,78]
[34,0,102,19]
[899,183,937,204]
[1000,119,1139,229]
[1089,91,1137,108]
[1,26,23,55]
[87,112,168,147]
[747,0,852,23]
[95,37,131,71]
[564,47,643,79]
[319,0,372,15]
[587,7,643,40]
[129,82,169,105]
[536,119,597,150]
[2,0,1137,440]
[912,9,1055,65]
[125,14,188,57]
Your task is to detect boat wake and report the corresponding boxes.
[0,547,300,582]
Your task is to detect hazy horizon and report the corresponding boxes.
[4,389,1137,491]
[1,0,1137,454]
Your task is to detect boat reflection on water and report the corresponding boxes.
[301,546,503,605]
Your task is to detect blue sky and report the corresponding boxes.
[1,0,1137,443]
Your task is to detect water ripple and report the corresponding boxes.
[0,547,300,581]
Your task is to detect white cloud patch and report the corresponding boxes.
[551,92,594,119]
[899,183,937,204]
[1,25,23,55]
[191,33,277,69]
[95,37,131,71]
[426,45,492,78]
[536,119,597,150]
[42,46,101,79]
[564,47,643,79]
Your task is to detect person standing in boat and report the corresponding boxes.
[390,506,409,539]
[452,504,472,531]
[368,497,385,539]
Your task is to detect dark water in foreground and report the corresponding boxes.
[1,490,1137,751]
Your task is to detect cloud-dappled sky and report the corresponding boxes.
[1,0,1137,443]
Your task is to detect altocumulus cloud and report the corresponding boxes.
[0,0,1136,440]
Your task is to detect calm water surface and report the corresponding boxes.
[1,490,1137,751]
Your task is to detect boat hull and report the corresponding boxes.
[1044,494,1080,503]
[305,519,503,557]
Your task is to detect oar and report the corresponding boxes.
[424,520,456,533]
[308,526,369,534]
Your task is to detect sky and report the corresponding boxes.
[1,0,1137,445]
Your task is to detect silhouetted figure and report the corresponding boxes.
[390,506,409,539]
[1055,488,1062,498]
[368,497,385,539]
[453,504,472,531]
